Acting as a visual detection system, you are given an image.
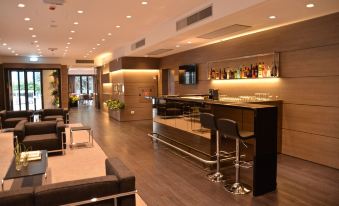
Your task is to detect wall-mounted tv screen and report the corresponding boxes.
[179,64,197,85]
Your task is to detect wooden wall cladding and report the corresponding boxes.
[109,57,160,72]
[0,65,5,110]
[101,73,110,83]
[2,63,61,69]
[159,12,339,169]
[60,65,68,108]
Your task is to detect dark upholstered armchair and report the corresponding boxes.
[14,120,66,154]
[157,101,184,117]
[40,108,69,124]
[0,157,136,206]
[0,110,33,129]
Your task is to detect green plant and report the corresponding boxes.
[52,97,60,106]
[69,95,79,104]
[51,89,59,96]
[105,99,125,110]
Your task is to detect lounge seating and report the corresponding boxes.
[0,157,136,206]
[0,110,33,129]
[157,101,183,117]
[14,120,66,154]
[40,108,69,124]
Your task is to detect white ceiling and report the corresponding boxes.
[0,0,339,63]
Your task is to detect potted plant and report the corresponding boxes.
[69,95,79,107]
[105,99,125,120]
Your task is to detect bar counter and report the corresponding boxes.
[153,96,279,196]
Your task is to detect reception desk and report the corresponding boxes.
[152,96,279,196]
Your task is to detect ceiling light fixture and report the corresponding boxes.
[65,46,69,49]
[92,48,96,50]
[34,40,38,43]
[17,3,25,8]
[36,45,39,47]
[15,54,19,56]
[108,33,112,36]
[39,54,43,57]
[69,37,73,40]
[101,38,105,41]
[8,47,11,50]
[2,43,7,46]
[176,45,180,48]
[67,42,71,45]
[141,1,148,5]
[115,25,120,28]
[306,3,315,8]
[77,10,84,14]
[187,41,192,44]
[28,27,34,31]
[70,30,75,33]
[89,51,92,53]
[126,15,132,19]
[11,51,15,53]
[24,17,30,21]
[73,22,79,25]
[32,35,37,38]
[97,43,100,46]
[269,15,276,19]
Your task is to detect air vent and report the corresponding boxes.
[43,0,65,5]
[197,24,251,39]
[48,48,57,52]
[176,5,212,31]
[147,49,173,56]
[76,59,94,64]
[131,38,146,50]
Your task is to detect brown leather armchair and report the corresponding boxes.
[40,108,69,124]
[14,120,66,155]
[0,110,33,129]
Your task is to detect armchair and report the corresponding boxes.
[40,108,69,124]
[0,110,33,129]
[14,120,66,155]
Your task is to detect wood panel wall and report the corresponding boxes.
[0,64,5,110]
[159,12,339,169]
[60,65,68,108]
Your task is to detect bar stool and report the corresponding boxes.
[200,113,224,182]
[217,118,254,195]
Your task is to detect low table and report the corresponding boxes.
[70,126,94,149]
[2,150,48,191]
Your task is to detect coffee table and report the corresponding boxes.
[1,150,48,191]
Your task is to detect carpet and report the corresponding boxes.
[0,123,146,206]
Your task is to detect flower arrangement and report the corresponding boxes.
[69,95,79,104]
[105,99,125,110]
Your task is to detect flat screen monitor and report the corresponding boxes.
[179,64,197,85]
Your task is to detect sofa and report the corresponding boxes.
[14,120,66,154]
[0,157,136,206]
[40,108,69,124]
[0,110,33,129]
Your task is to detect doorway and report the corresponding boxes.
[9,70,43,111]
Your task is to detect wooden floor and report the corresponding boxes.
[70,106,339,206]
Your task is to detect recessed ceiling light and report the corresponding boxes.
[77,10,84,14]
[108,33,112,36]
[269,15,276,19]
[39,54,43,57]
[65,46,69,49]
[176,45,180,48]
[126,15,132,19]
[67,42,71,45]
[73,22,79,25]
[32,34,37,38]
[24,17,30,21]
[34,40,38,43]
[97,43,100,46]
[64,50,68,52]
[306,3,315,8]
[36,45,39,47]
[37,48,41,51]
[89,51,92,53]
[101,38,105,41]
[17,3,25,8]
[8,47,11,50]
[28,27,34,31]
[187,41,192,44]
[92,48,96,50]
[68,37,73,40]
[2,43,7,46]
[141,1,148,5]
[11,51,15,53]
[15,53,19,56]
[70,30,75,33]
[115,25,120,28]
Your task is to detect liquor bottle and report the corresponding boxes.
[271,62,278,77]
[215,68,219,80]
[267,64,271,77]
[249,64,253,78]
[226,68,230,79]
[262,62,267,78]
[258,62,263,78]
[211,68,215,79]
[223,68,227,79]
[236,67,240,79]
[208,68,212,80]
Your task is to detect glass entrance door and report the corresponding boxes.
[10,70,42,111]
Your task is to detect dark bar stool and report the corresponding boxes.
[200,113,224,182]
[217,118,254,195]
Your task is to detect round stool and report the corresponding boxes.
[217,118,254,195]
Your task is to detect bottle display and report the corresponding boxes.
[208,53,279,80]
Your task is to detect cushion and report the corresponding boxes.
[34,176,119,206]
[6,111,30,118]
[23,134,58,142]
[43,109,63,116]
[5,117,27,123]
[43,115,63,121]
[25,122,56,135]
[22,134,59,151]
[0,187,34,206]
